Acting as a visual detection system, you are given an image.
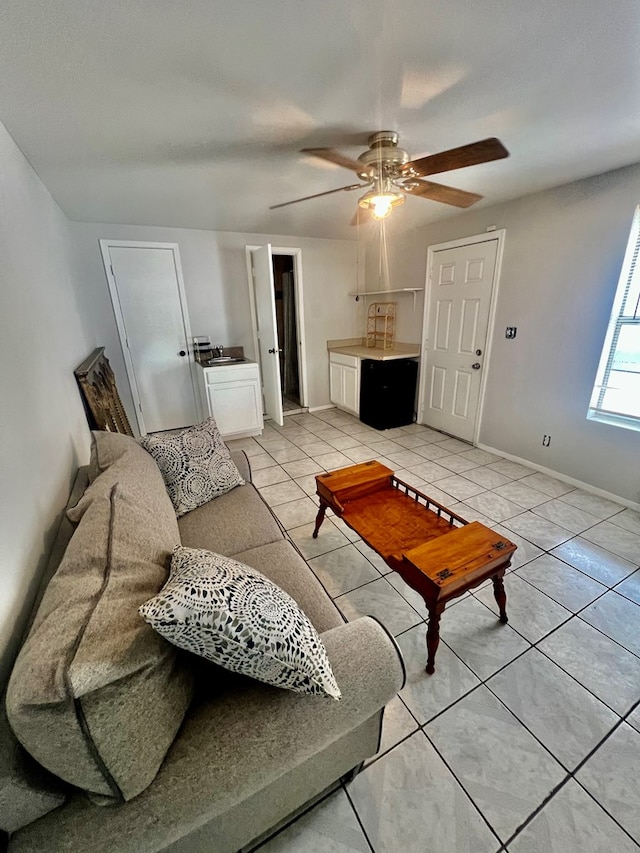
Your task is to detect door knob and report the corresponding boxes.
[178,350,186,357]
[472,362,481,370]
[268,348,283,354]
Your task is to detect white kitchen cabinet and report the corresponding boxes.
[198,362,263,440]
[329,353,360,415]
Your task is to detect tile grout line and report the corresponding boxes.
[427,632,640,848]
[265,444,640,667]
[341,782,377,853]
[245,782,345,852]
[414,726,508,849]
[371,566,640,842]
[500,691,640,850]
[253,428,638,574]
[259,443,640,715]
[471,573,640,675]
[416,666,637,851]
[238,419,640,849]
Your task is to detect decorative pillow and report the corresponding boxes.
[139,418,244,517]
[139,546,341,699]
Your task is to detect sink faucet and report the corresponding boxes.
[215,344,224,359]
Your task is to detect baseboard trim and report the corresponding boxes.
[477,442,640,512]
[308,404,336,413]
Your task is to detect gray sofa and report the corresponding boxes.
[1,433,405,853]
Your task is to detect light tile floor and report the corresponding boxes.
[228,409,640,853]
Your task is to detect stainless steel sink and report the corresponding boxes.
[205,357,247,365]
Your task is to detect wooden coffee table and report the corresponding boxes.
[313,461,517,674]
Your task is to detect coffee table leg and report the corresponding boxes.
[425,604,444,675]
[312,500,328,539]
[492,574,508,624]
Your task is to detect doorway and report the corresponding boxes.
[417,231,505,443]
[272,254,301,412]
[100,240,199,435]
[247,245,308,425]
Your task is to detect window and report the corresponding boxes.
[588,206,640,431]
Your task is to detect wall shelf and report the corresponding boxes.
[349,288,424,309]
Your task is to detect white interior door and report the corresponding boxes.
[419,237,499,442]
[101,241,198,434]
[251,245,284,426]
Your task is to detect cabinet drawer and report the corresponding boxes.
[329,352,359,369]
[204,363,259,384]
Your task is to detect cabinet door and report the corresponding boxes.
[329,361,344,406]
[342,365,359,415]
[207,380,262,437]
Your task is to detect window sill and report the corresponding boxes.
[587,410,640,434]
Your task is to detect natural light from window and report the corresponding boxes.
[588,205,640,431]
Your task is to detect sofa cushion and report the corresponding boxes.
[0,471,90,835]
[178,482,284,555]
[0,703,67,834]
[140,546,341,698]
[68,431,174,524]
[232,541,344,634]
[140,418,244,517]
[6,483,194,803]
[87,430,137,483]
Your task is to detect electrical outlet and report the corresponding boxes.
[542,434,551,447]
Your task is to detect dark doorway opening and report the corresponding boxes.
[272,254,301,412]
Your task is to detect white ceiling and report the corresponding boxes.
[1,0,640,240]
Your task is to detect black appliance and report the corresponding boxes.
[359,358,418,430]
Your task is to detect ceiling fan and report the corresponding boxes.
[269,131,509,223]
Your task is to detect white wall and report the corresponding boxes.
[6,134,636,687]
[361,218,427,343]
[71,223,359,412]
[0,146,358,679]
[0,120,97,680]
[388,163,640,503]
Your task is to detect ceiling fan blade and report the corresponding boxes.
[403,138,509,178]
[269,184,363,210]
[401,179,483,208]
[300,147,368,174]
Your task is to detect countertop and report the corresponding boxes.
[327,338,421,361]
[197,358,256,368]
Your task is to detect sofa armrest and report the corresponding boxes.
[229,449,251,484]
[321,615,406,702]
[165,615,406,818]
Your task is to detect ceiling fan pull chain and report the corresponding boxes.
[355,213,361,300]
[379,217,391,291]
[378,220,383,289]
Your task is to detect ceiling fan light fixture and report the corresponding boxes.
[358,180,405,219]
[372,195,403,219]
